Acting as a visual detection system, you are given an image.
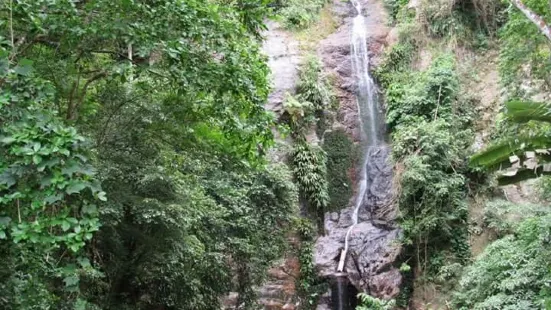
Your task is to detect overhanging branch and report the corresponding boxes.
[511,0,551,42]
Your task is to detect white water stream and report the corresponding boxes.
[337,0,382,272]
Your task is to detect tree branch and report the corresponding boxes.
[511,0,551,42]
[67,72,108,121]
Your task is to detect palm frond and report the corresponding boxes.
[506,100,551,123]
[470,135,551,168]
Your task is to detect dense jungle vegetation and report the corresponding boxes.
[378,0,551,308]
[3,0,551,309]
[0,1,301,309]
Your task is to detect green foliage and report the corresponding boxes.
[395,119,471,273]
[296,218,327,309]
[279,0,328,29]
[292,142,329,213]
[323,129,355,211]
[381,52,473,280]
[297,56,333,111]
[286,56,334,217]
[383,0,409,22]
[374,42,417,89]
[418,0,503,45]
[296,55,335,138]
[0,112,102,250]
[283,56,335,138]
[482,199,549,237]
[453,214,551,309]
[93,157,298,309]
[284,94,315,137]
[0,50,105,308]
[499,0,551,95]
[384,55,469,130]
[356,293,396,310]
[0,0,299,308]
[471,101,551,185]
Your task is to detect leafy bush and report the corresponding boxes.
[283,56,335,138]
[297,56,336,137]
[296,56,333,111]
[0,0,296,308]
[283,93,315,137]
[499,0,551,96]
[483,200,549,237]
[453,215,551,309]
[383,0,409,21]
[374,42,417,89]
[292,141,329,213]
[357,293,396,310]
[395,119,471,273]
[418,0,503,44]
[0,59,105,309]
[382,52,473,281]
[323,129,355,211]
[385,55,461,130]
[279,0,328,29]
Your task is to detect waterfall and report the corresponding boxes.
[337,0,382,273]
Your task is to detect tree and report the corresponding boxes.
[510,0,551,41]
[0,1,298,309]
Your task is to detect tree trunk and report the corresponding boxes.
[511,0,551,42]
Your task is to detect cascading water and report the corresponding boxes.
[337,0,383,273]
[314,0,402,305]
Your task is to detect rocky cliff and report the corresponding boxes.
[313,0,403,304]
[258,1,403,308]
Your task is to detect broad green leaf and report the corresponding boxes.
[97,191,107,201]
[32,155,42,165]
[0,136,15,145]
[61,221,71,232]
[66,182,87,195]
[0,171,16,188]
[63,275,79,287]
[44,193,63,204]
[0,217,11,226]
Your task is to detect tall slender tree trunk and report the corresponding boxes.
[511,0,551,42]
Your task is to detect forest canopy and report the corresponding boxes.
[0,1,298,309]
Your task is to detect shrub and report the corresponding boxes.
[323,129,355,211]
[453,215,551,309]
[384,54,473,280]
[357,293,396,310]
[279,0,328,29]
[292,141,329,213]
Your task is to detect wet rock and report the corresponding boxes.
[262,21,301,116]
[362,147,398,223]
[319,0,390,142]
[314,146,402,299]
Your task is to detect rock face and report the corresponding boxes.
[258,254,301,310]
[260,0,402,307]
[315,146,401,300]
[252,22,302,310]
[262,21,302,117]
[314,0,402,305]
[319,0,391,141]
